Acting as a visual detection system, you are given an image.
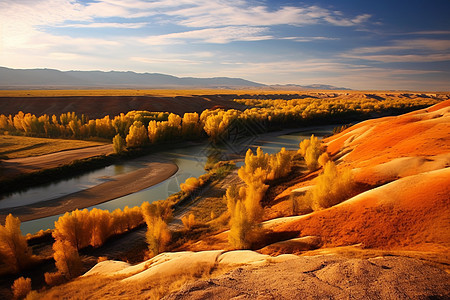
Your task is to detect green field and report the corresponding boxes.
[0,135,107,159]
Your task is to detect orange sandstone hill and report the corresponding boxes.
[265,100,450,255]
[39,102,450,299]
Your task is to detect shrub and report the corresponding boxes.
[11,277,31,299]
[180,177,201,194]
[44,272,65,287]
[24,290,40,300]
[290,189,314,216]
[308,161,354,210]
[0,214,34,273]
[318,152,330,167]
[181,213,196,230]
[304,135,322,171]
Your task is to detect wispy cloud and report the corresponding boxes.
[161,2,370,28]
[343,39,450,63]
[57,22,149,29]
[282,36,340,42]
[140,26,272,44]
[407,30,450,35]
[343,53,450,63]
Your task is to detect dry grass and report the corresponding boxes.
[0,135,107,159]
[0,89,444,98]
[0,89,305,98]
[36,261,236,299]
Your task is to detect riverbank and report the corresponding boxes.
[0,156,178,223]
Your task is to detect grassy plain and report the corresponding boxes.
[1,89,444,98]
[0,135,107,159]
[0,89,266,97]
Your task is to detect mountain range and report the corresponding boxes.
[0,67,349,90]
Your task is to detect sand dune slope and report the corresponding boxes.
[268,100,450,253]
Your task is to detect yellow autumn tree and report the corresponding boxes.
[112,134,126,154]
[226,185,254,249]
[89,208,113,248]
[141,201,172,257]
[181,112,201,138]
[126,121,148,148]
[53,209,92,251]
[0,214,34,273]
[298,134,322,171]
[52,239,82,280]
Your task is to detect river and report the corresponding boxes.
[7,125,334,234]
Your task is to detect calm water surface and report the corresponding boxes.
[16,126,334,234]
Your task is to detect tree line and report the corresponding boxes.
[0,96,439,152]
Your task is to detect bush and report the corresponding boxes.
[24,290,40,300]
[290,190,313,215]
[180,177,201,194]
[44,272,65,287]
[181,213,196,230]
[11,277,31,299]
[303,135,322,171]
[318,152,330,167]
[307,161,354,211]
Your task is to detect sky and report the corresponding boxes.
[0,0,449,90]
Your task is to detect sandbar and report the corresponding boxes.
[0,156,178,223]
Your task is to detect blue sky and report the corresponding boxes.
[0,0,449,90]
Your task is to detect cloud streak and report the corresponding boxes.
[140,26,272,44]
[343,39,450,63]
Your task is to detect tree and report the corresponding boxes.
[126,121,148,148]
[141,201,171,257]
[226,186,254,249]
[299,135,322,171]
[181,112,201,138]
[112,134,126,154]
[0,214,34,273]
[53,209,92,251]
[52,239,82,280]
[89,208,113,248]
